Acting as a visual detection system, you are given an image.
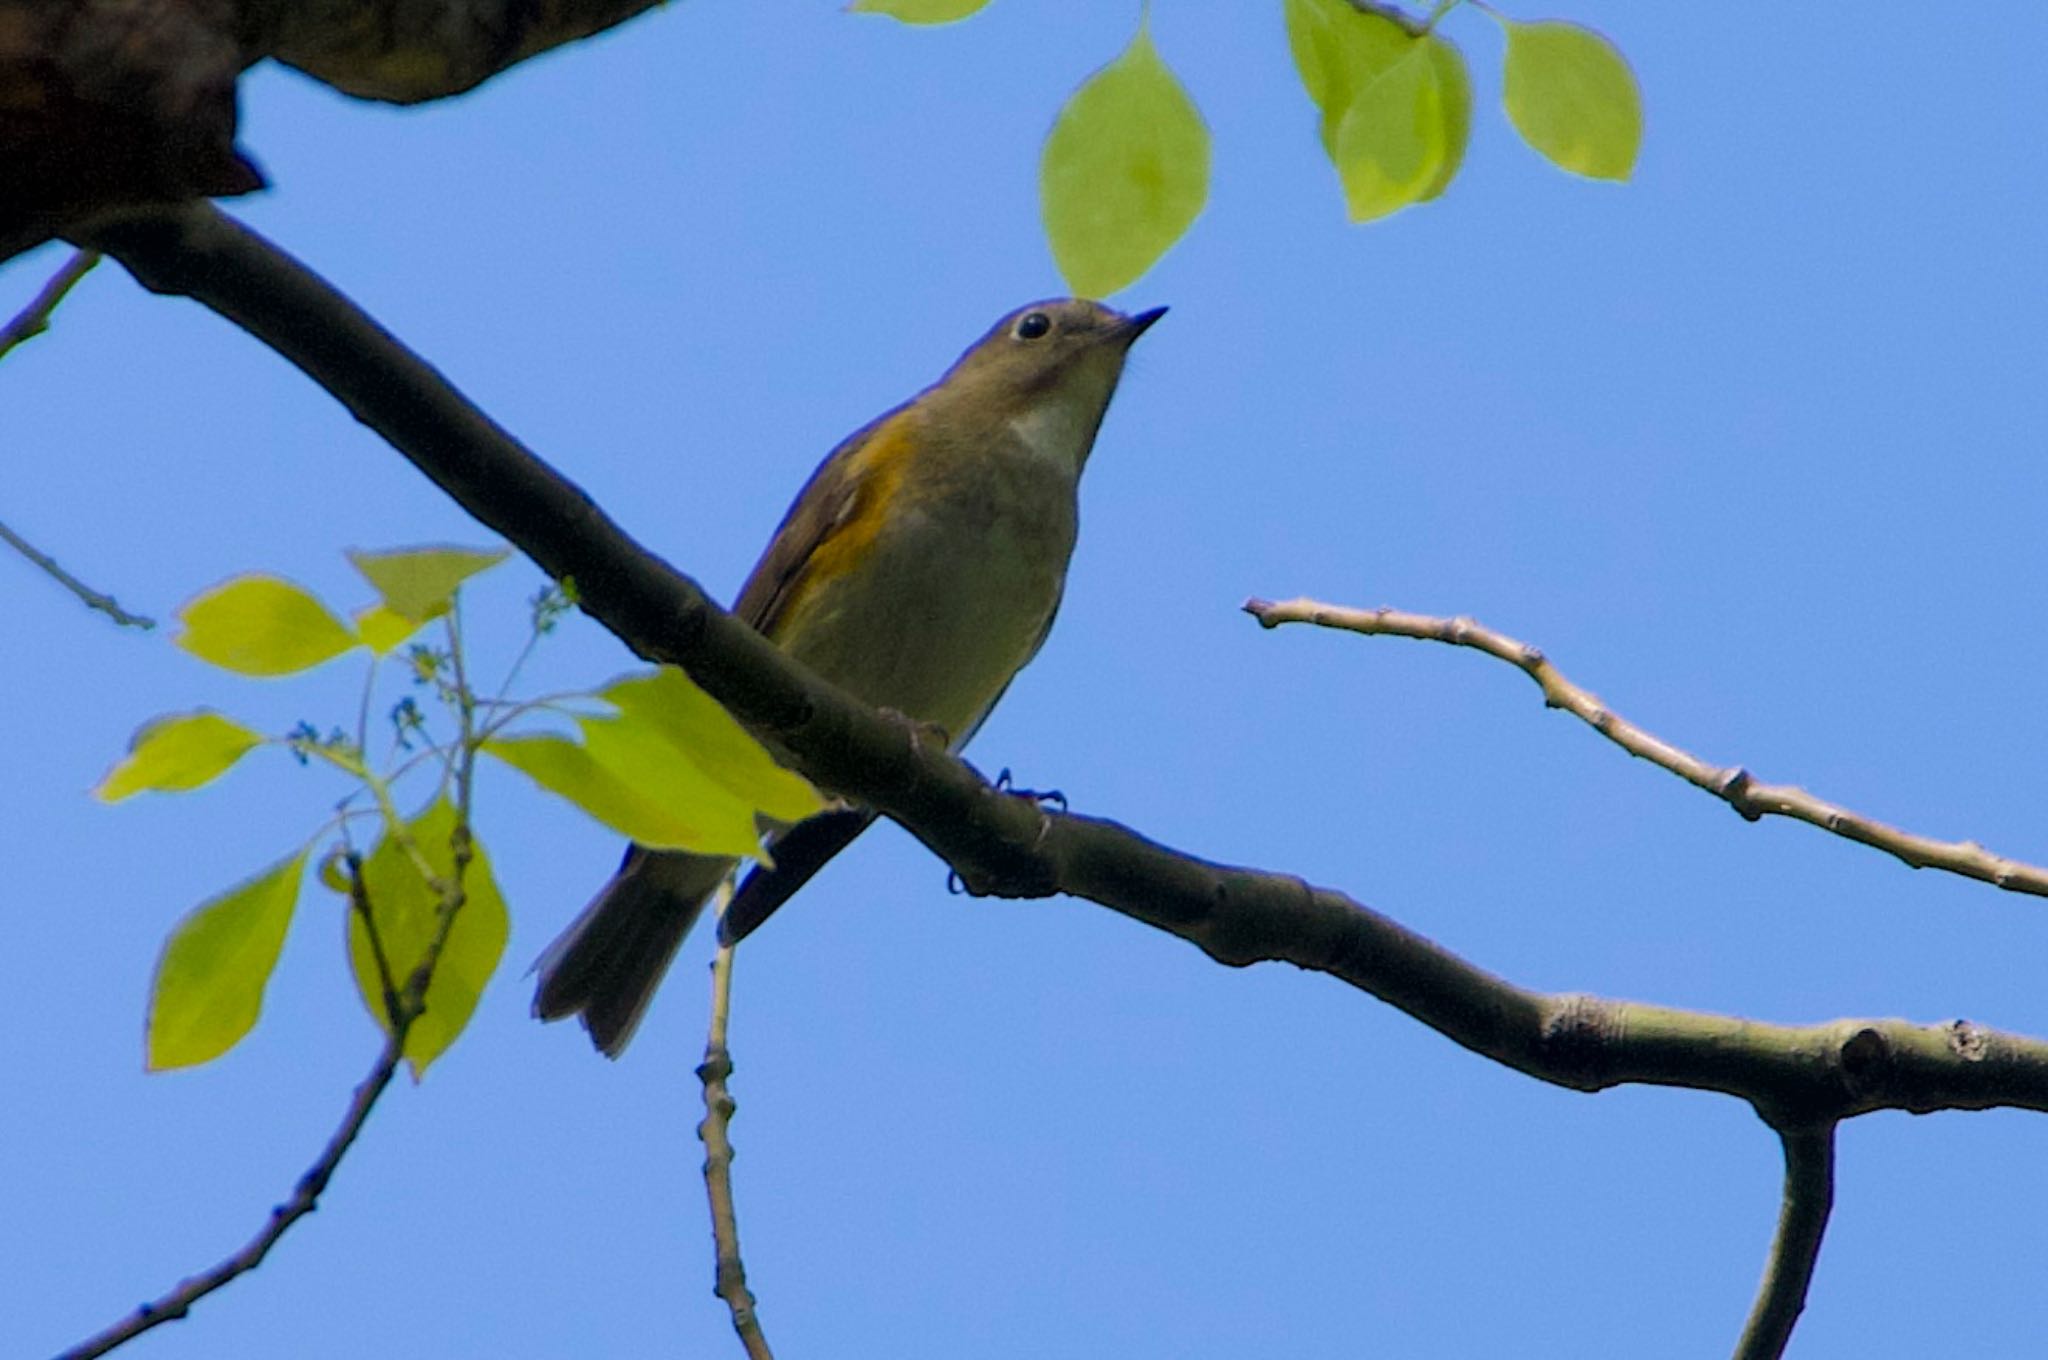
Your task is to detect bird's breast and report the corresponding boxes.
[774,452,1078,747]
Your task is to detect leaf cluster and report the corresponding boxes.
[99,547,820,1076]
[861,0,1641,293]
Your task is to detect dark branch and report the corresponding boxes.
[251,0,674,104]
[0,517,156,630]
[78,203,2048,1136]
[59,779,478,1355]
[53,1035,404,1360]
[0,249,101,360]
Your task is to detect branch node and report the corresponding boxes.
[1837,1026,1892,1095]
[1947,1020,1988,1062]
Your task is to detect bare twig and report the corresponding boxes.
[345,852,405,1027]
[1244,597,2048,902]
[0,249,99,361]
[699,882,774,1360]
[1733,1125,1837,1360]
[0,518,155,629]
[53,1031,406,1360]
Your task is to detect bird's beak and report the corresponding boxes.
[1117,305,1169,344]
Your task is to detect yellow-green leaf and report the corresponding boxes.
[1419,34,1472,201]
[1331,39,1449,222]
[347,545,508,623]
[354,602,427,656]
[1041,18,1209,297]
[96,710,263,802]
[147,850,307,1070]
[1500,19,1641,181]
[601,668,824,824]
[1285,0,1411,157]
[847,0,990,21]
[1285,0,1465,219]
[483,728,766,858]
[175,575,360,676]
[345,797,509,1078]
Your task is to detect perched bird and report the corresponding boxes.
[534,297,1165,1056]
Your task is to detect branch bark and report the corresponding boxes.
[0,517,157,630]
[247,0,673,104]
[1245,597,2048,902]
[56,1029,404,1360]
[698,916,775,1360]
[1733,1125,1836,1360]
[0,249,101,360]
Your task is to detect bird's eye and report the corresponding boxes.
[1015,311,1052,341]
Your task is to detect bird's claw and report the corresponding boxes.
[994,767,1067,812]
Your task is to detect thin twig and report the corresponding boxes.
[1733,1125,1837,1360]
[1244,597,2048,902]
[0,248,99,361]
[699,880,774,1360]
[52,1031,406,1360]
[346,851,404,1029]
[59,674,484,1357]
[0,518,155,629]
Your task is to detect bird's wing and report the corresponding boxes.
[714,403,923,942]
[733,401,919,640]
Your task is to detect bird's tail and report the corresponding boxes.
[532,847,735,1057]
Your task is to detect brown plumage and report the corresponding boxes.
[533,298,1164,1055]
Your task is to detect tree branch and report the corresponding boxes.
[1733,1125,1836,1360]
[0,517,156,630]
[75,200,2048,1360]
[251,0,674,104]
[698,893,775,1360]
[1244,597,2048,902]
[0,249,100,360]
[76,204,2048,1130]
[60,781,478,1356]
[54,1032,405,1360]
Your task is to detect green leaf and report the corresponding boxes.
[1041,18,1209,297]
[1500,19,1641,180]
[600,667,824,825]
[1284,0,1465,220]
[1419,34,1472,201]
[483,727,768,858]
[96,710,263,802]
[175,575,360,676]
[347,545,509,623]
[847,0,991,21]
[354,602,426,656]
[1285,0,1411,156]
[345,797,509,1078]
[147,850,307,1070]
[1331,40,1446,221]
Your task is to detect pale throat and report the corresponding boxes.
[1005,370,1115,472]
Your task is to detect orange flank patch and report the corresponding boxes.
[763,412,914,643]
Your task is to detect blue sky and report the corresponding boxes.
[8,3,2048,1356]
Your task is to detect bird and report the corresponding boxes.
[533,297,1164,1056]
